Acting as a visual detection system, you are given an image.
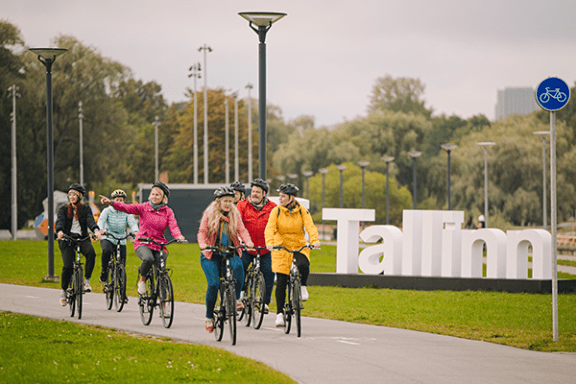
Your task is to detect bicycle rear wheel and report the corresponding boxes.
[292,277,302,337]
[159,274,174,328]
[251,273,266,330]
[75,266,83,320]
[214,287,225,342]
[114,264,127,312]
[106,267,114,310]
[283,284,292,335]
[226,284,237,345]
[138,275,154,326]
[68,281,76,318]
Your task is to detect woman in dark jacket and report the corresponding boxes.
[56,183,102,306]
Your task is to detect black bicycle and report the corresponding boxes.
[137,237,185,328]
[102,232,133,312]
[273,244,314,337]
[205,245,246,345]
[238,246,268,329]
[61,234,94,320]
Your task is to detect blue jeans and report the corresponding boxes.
[201,251,245,319]
[241,250,274,305]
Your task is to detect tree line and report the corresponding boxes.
[1,20,576,232]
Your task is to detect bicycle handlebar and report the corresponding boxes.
[61,234,95,243]
[272,244,314,253]
[138,237,188,246]
[103,231,134,241]
[204,244,247,255]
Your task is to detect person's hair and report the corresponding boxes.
[67,200,83,220]
[149,187,168,204]
[203,198,240,237]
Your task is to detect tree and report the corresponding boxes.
[368,75,432,117]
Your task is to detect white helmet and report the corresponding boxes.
[478,215,485,222]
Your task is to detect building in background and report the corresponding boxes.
[495,87,539,120]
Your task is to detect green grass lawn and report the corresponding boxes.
[1,240,576,352]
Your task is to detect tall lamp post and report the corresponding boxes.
[188,63,201,184]
[440,143,457,210]
[534,131,550,230]
[319,168,329,239]
[302,171,313,200]
[153,116,160,181]
[276,175,285,189]
[287,173,298,187]
[477,142,496,227]
[246,83,253,181]
[30,47,68,282]
[78,101,84,187]
[225,98,230,183]
[408,151,422,209]
[198,44,212,184]
[9,84,19,240]
[336,164,347,208]
[234,94,240,181]
[382,156,394,225]
[239,11,286,180]
[358,161,370,229]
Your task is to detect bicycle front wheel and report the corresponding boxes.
[283,284,292,335]
[239,276,252,327]
[251,273,266,330]
[214,287,225,342]
[292,277,302,337]
[114,264,127,312]
[138,276,154,326]
[68,281,76,318]
[159,274,174,328]
[106,267,114,310]
[75,266,83,320]
[226,284,237,345]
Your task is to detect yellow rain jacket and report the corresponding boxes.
[265,201,319,275]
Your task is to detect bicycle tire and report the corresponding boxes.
[239,275,252,327]
[252,273,266,330]
[68,280,76,318]
[106,266,114,310]
[227,284,237,345]
[214,287,225,342]
[159,274,175,328]
[283,282,292,335]
[139,275,154,326]
[539,93,550,104]
[76,266,83,320]
[114,264,127,312]
[293,277,302,337]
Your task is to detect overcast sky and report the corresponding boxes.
[4,0,576,127]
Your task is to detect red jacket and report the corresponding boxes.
[237,198,277,255]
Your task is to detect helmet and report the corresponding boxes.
[250,178,269,193]
[478,215,485,222]
[68,183,86,196]
[214,186,235,199]
[277,183,299,196]
[230,181,246,192]
[152,181,170,197]
[111,189,127,199]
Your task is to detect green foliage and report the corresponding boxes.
[368,74,432,117]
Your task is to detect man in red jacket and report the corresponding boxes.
[237,178,276,314]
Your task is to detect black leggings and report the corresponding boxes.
[59,236,96,291]
[275,252,310,314]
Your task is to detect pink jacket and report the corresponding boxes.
[197,209,252,260]
[112,201,182,252]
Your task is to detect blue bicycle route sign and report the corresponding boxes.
[535,77,570,111]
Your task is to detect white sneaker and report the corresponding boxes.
[301,286,309,301]
[138,280,147,295]
[275,313,284,327]
[84,279,91,293]
[60,291,67,306]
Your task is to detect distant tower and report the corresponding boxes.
[495,87,540,120]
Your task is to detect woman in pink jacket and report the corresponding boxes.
[100,182,185,295]
[198,186,253,333]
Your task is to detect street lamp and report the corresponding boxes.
[534,131,550,230]
[153,116,160,181]
[336,164,347,208]
[276,175,285,189]
[188,63,201,184]
[198,44,212,184]
[234,94,240,181]
[477,142,496,227]
[382,156,395,225]
[302,171,313,200]
[246,83,253,181]
[408,151,422,209]
[358,161,370,230]
[239,11,286,180]
[78,101,84,187]
[225,98,230,183]
[440,143,457,210]
[287,173,298,186]
[9,84,19,240]
[30,47,68,282]
[319,168,329,239]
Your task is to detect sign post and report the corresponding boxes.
[535,77,570,342]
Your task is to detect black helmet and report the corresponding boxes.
[277,183,299,196]
[111,189,127,199]
[250,178,269,193]
[230,181,245,192]
[152,181,170,197]
[68,183,85,196]
[214,186,235,199]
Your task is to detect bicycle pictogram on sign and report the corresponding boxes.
[535,77,570,112]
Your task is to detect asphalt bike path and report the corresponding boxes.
[1,283,575,383]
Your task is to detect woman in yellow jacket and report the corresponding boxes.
[265,183,321,327]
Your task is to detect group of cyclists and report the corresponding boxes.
[56,179,320,333]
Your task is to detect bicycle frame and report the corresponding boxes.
[102,232,132,312]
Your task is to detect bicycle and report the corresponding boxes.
[102,231,133,312]
[273,244,314,337]
[539,87,567,104]
[205,245,246,345]
[61,234,94,320]
[238,246,268,330]
[137,237,185,328]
